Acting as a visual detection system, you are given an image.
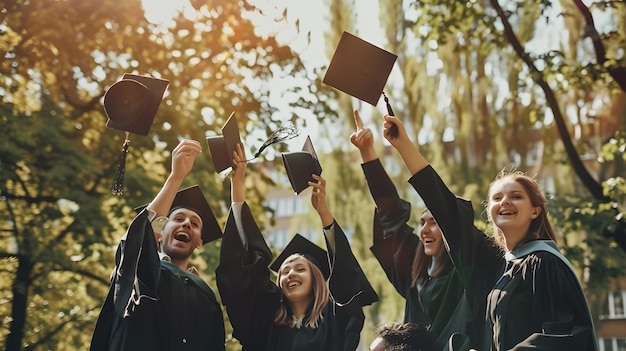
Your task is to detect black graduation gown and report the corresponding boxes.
[215,202,375,351]
[363,160,485,349]
[486,241,598,351]
[90,210,225,351]
[410,165,598,351]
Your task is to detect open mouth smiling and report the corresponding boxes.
[287,281,301,289]
[174,232,191,242]
[499,210,516,216]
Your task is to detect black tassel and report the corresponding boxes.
[111,132,130,195]
[383,92,399,139]
[221,125,300,183]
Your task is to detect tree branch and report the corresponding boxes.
[572,0,626,92]
[488,0,609,201]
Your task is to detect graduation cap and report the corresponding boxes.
[207,112,300,174]
[281,136,322,195]
[270,234,331,280]
[323,31,399,138]
[206,112,242,173]
[103,73,169,195]
[135,185,222,244]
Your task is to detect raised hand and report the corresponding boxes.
[170,139,202,181]
[382,114,409,148]
[349,109,377,163]
[309,174,333,227]
[231,142,247,203]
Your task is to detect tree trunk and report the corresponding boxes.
[6,256,33,351]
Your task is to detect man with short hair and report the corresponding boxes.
[90,139,225,351]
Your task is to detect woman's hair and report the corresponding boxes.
[410,210,452,287]
[487,169,557,249]
[274,254,330,328]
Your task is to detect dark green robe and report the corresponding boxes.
[215,202,376,351]
[411,165,598,351]
[90,210,225,351]
[363,159,492,350]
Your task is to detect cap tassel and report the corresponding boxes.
[382,92,399,139]
[111,132,130,195]
[253,125,300,159]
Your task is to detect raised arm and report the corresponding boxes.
[382,114,429,176]
[147,139,202,216]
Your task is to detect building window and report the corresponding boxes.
[271,229,289,249]
[606,290,626,319]
[599,338,626,351]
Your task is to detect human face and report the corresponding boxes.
[420,210,444,257]
[488,178,540,249]
[369,336,388,351]
[161,208,203,260]
[279,255,314,305]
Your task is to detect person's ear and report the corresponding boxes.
[530,207,541,219]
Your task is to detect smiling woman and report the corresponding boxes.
[215,142,378,350]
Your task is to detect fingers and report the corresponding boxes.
[233,142,245,162]
[308,174,325,192]
[353,109,363,129]
[173,139,202,155]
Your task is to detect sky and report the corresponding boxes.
[140,0,386,154]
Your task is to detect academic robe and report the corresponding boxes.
[90,210,225,351]
[215,202,376,351]
[410,165,598,351]
[363,159,493,350]
[485,240,598,351]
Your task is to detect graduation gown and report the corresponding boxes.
[364,160,490,350]
[216,202,376,351]
[486,241,598,351]
[410,165,598,351]
[90,210,225,351]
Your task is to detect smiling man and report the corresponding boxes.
[90,139,225,351]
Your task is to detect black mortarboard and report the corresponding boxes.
[206,112,242,173]
[270,234,331,280]
[281,136,322,195]
[135,185,222,244]
[323,31,397,107]
[104,74,169,136]
[103,74,169,195]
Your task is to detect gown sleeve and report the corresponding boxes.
[112,209,161,318]
[408,166,503,301]
[215,202,281,348]
[324,221,375,351]
[362,159,420,298]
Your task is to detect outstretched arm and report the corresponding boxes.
[310,174,333,227]
[382,114,429,176]
[147,139,202,216]
[231,142,247,203]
